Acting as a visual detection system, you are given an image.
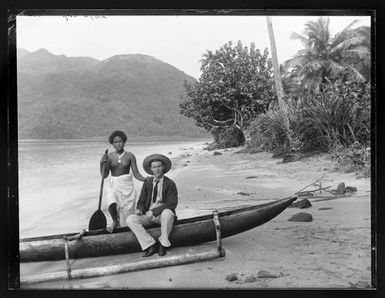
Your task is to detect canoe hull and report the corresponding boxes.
[20,197,296,262]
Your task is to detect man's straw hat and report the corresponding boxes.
[143,154,172,175]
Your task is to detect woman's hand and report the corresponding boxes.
[135,209,143,215]
[144,176,152,182]
[100,154,108,165]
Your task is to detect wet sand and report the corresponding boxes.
[21,144,372,289]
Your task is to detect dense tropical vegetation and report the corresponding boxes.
[180,17,371,176]
[284,18,370,92]
[180,41,277,148]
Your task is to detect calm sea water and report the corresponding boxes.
[18,139,207,238]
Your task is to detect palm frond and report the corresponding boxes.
[345,46,370,58]
[331,20,359,47]
[307,32,327,47]
[331,35,365,53]
[304,21,320,36]
[289,48,318,60]
[325,60,345,75]
[344,64,366,81]
[318,17,330,45]
[291,32,310,47]
[355,26,371,46]
[305,59,324,73]
[284,55,310,68]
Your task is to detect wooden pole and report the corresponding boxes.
[213,211,225,257]
[62,229,86,279]
[21,250,225,285]
[64,240,72,280]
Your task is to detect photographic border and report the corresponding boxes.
[3,4,380,294]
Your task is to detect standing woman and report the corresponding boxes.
[100,130,148,232]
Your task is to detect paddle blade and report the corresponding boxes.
[88,210,107,231]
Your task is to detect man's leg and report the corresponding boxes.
[126,214,156,251]
[153,209,175,248]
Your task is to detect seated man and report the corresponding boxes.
[126,154,178,257]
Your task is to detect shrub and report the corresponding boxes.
[247,106,291,151]
[292,80,370,152]
[330,142,371,177]
[208,126,245,150]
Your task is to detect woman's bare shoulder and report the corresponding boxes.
[126,151,136,158]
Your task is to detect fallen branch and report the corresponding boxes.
[295,175,325,194]
[297,186,331,195]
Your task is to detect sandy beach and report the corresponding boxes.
[21,142,372,289]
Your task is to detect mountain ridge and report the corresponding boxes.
[17,49,206,139]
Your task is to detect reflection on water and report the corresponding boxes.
[18,139,206,238]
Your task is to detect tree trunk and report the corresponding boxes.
[266,16,294,148]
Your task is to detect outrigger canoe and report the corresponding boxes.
[20,197,296,262]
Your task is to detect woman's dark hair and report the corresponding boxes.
[109,131,127,144]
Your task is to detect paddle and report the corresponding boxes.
[88,149,109,231]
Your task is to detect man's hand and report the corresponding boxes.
[135,209,143,215]
[145,210,154,219]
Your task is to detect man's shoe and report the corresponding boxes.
[142,243,158,257]
[158,244,168,256]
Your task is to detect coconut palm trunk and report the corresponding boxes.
[266,16,294,148]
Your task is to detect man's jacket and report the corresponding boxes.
[136,176,178,218]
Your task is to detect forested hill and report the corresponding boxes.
[17,48,207,139]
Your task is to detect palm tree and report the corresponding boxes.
[266,16,293,149]
[285,17,370,92]
[342,26,371,81]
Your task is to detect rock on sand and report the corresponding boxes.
[336,182,346,194]
[244,274,258,283]
[288,212,313,222]
[257,270,281,278]
[289,198,312,209]
[225,273,238,282]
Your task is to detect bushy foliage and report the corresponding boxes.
[291,79,370,152]
[247,106,291,151]
[330,142,371,177]
[180,41,277,145]
[208,126,246,150]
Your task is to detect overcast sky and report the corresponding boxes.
[16,15,371,79]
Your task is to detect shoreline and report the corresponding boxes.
[18,136,212,143]
[21,142,372,289]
